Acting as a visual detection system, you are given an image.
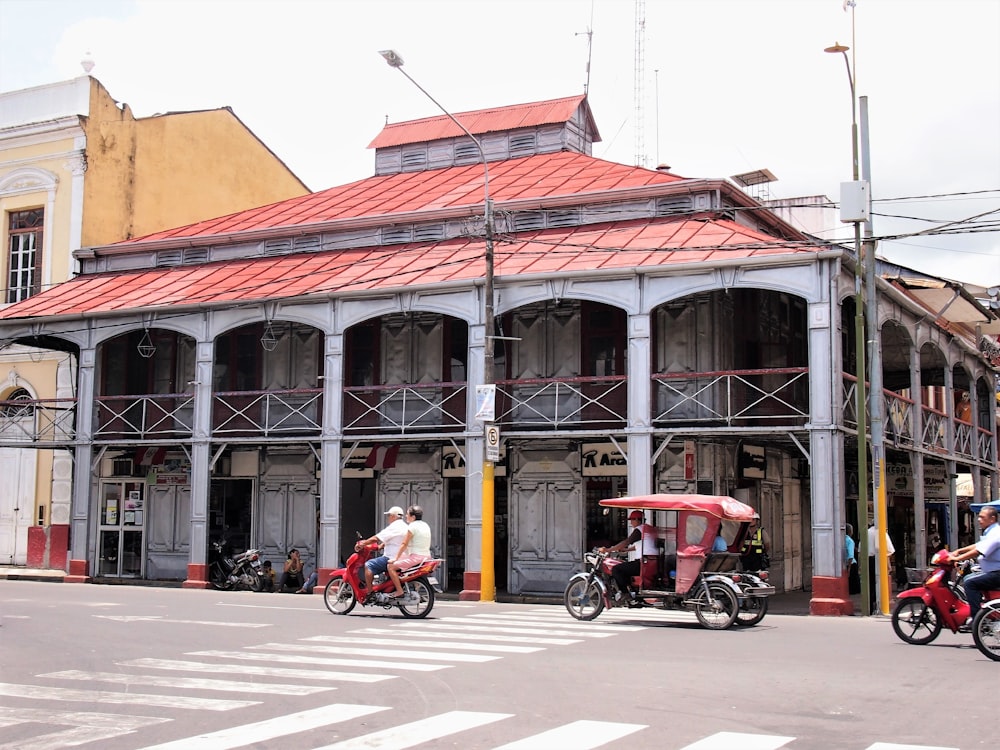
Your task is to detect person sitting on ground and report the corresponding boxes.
[276,548,305,592]
[296,570,318,594]
[356,506,410,597]
[388,505,433,597]
[260,559,275,592]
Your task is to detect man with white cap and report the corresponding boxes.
[356,506,409,596]
[599,510,651,605]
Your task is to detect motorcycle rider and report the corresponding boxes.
[356,506,409,596]
[949,505,1000,624]
[389,505,432,597]
[600,510,654,605]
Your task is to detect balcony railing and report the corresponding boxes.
[654,368,808,425]
[495,375,627,429]
[0,396,76,444]
[884,390,915,447]
[343,382,465,434]
[213,388,323,437]
[95,394,194,440]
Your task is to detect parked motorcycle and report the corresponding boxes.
[209,538,266,591]
[733,569,773,626]
[972,599,1000,661]
[323,539,443,618]
[891,548,976,644]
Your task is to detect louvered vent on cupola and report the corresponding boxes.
[547,210,578,227]
[264,239,293,256]
[455,142,479,164]
[509,133,536,156]
[402,150,427,168]
[512,212,545,231]
[414,224,445,242]
[382,226,412,244]
[655,197,693,217]
[293,236,321,251]
[156,250,182,267]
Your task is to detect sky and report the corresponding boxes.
[1,0,998,287]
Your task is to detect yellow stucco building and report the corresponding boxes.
[0,75,308,567]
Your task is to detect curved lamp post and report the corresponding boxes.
[379,50,496,602]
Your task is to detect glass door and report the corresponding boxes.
[98,481,145,577]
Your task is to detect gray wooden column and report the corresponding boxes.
[627,312,652,496]
[66,345,95,581]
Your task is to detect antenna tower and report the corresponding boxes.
[633,0,646,167]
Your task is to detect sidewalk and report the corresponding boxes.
[0,565,66,582]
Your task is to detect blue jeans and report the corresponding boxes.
[366,555,390,576]
[964,569,1000,619]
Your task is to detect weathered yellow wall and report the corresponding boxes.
[82,78,309,245]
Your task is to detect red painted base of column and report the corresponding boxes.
[459,571,481,601]
[317,568,336,588]
[183,563,210,589]
[49,525,69,570]
[27,527,46,567]
[810,573,854,616]
[64,558,91,583]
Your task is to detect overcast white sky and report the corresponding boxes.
[1,0,997,286]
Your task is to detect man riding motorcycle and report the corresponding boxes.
[949,505,1000,624]
[600,510,656,605]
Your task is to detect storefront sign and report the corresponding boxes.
[581,443,627,476]
[739,443,766,480]
[442,444,507,477]
[342,447,374,478]
[885,463,949,499]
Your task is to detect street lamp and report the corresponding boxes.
[379,50,497,602]
[826,41,887,615]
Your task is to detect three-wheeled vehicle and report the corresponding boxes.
[564,494,775,629]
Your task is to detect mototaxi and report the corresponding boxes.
[564,494,775,629]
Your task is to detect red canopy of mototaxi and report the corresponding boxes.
[599,494,758,521]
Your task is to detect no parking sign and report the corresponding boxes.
[485,423,501,462]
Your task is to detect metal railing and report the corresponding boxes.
[94,394,195,439]
[495,375,627,429]
[0,396,76,443]
[653,367,809,425]
[213,388,323,437]
[343,382,466,434]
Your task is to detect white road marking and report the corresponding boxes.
[305,634,543,653]
[385,620,614,637]
[94,614,268,627]
[38,669,332,695]
[247,642,500,662]
[356,625,580,645]
[493,719,646,749]
[679,731,796,750]
[122,658,393,683]
[188,649,450,672]
[463,614,642,631]
[866,744,959,750]
[313,710,512,750]
[136,703,389,750]
[0,707,168,750]
[0,682,256,711]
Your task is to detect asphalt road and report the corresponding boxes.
[0,580,993,750]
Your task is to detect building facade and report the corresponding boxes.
[0,75,309,566]
[0,94,995,613]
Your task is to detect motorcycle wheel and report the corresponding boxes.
[735,595,768,626]
[398,577,435,619]
[891,598,942,645]
[971,604,1000,661]
[323,576,357,615]
[693,582,739,630]
[564,578,604,621]
[209,563,233,591]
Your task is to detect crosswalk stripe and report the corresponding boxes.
[136,703,389,750]
[312,710,512,750]
[364,625,580,645]
[94,615,269,627]
[385,621,614,637]
[866,744,959,750]
[679,731,796,750]
[188,649,451,672]
[305,635,543,653]
[0,707,168,750]
[37,669,332,695]
[122,658,394,683]
[466,613,642,631]
[247,642,500,663]
[493,719,646,749]
[0,682,256,711]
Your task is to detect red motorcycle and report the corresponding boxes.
[323,540,442,619]
[891,548,1000,645]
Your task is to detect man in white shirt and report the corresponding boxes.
[356,506,409,593]
[388,505,433,597]
[950,505,1000,622]
[868,522,896,613]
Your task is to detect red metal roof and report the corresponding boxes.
[113,151,675,247]
[367,95,596,149]
[0,217,817,321]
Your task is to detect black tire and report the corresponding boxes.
[323,575,357,615]
[972,604,1000,661]
[209,563,233,591]
[693,582,739,630]
[398,577,435,619]
[736,595,769,626]
[564,578,605,621]
[891,598,942,645]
